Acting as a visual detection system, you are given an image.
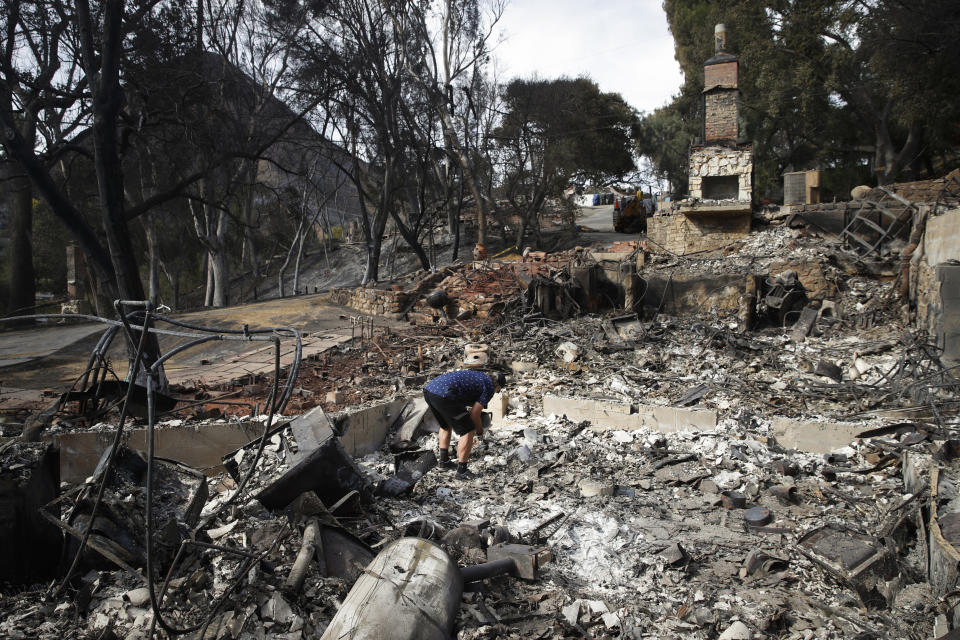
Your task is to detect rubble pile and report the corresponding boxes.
[1,211,958,638]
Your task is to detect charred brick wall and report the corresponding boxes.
[704,61,738,89]
[705,91,739,141]
[647,213,751,255]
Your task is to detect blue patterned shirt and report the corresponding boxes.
[424,370,495,407]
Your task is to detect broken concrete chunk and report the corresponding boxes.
[579,479,615,497]
[510,361,538,374]
[123,587,151,607]
[561,600,582,626]
[772,417,866,454]
[601,612,620,629]
[260,593,295,624]
[555,342,581,363]
[718,620,752,640]
[587,600,609,615]
[660,542,687,565]
[700,479,719,494]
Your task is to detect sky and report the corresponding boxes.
[492,0,684,115]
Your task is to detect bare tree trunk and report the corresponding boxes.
[278,217,305,298]
[293,226,308,294]
[6,162,35,316]
[240,161,260,278]
[211,210,229,306]
[204,253,214,306]
[144,217,160,305]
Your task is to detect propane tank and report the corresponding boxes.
[320,537,463,640]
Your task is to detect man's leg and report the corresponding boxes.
[438,427,452,464]
[456,430,475,463]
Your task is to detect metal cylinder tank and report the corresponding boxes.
[319,537,463,640]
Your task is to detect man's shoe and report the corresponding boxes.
[438,451,455,469]
[456,463,481,479]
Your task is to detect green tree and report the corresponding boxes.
[646,0,960,199]
[495,76,635,245]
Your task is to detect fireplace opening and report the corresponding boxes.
[702,175,739,200]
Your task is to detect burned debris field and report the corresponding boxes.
[0,169,959,640]
[4,0,960,637]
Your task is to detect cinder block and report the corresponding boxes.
[489,392,509,425]
[772,417,866,453]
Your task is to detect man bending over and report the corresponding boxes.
[423,369,505,477]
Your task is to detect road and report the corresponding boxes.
[576,204,643,246]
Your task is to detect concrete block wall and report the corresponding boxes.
[913,209,960,364]
[648,212,751,255]
[767,260,835,299]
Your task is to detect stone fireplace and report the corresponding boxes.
[648,23,754,255]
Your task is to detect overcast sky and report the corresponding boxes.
[492,0,684,115]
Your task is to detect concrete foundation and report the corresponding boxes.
[51,399,406,483]
[543,394,717,433]
[641,272,745,317]
[771,417,867,453]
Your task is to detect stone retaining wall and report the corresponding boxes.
[328,287,412,317]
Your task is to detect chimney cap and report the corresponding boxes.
[714,23,728,54]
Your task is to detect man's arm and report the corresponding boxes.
[470,402,484,435]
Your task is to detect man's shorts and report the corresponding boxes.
[423,389,475,436]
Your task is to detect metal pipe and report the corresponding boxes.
[460,557,515,583]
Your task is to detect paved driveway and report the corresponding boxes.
[0,294,404,411]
